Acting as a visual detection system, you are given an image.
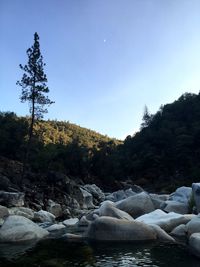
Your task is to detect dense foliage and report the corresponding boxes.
[119,92,200,191]
[1,92,200,190]
[0,112,120,186]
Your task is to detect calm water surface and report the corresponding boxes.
[0,239,199,267]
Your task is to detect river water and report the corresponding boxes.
[0,239,199,267]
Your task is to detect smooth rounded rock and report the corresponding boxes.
[86,216,157,242]
[116,192,155,218]
[0,215,49,242]
[171,224,187,238]
[189,233,200,258]
[186,214,200,236]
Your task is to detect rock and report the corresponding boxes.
[46,224,66,232]
[86,216,157,242]
[163,200,189,214]
[0,191,24,207]
[65,197,80,210]
[0,205,9,219]
[105,189,136,202]
[124,188,137,198]
[116,192,155,218]
[80,188,95,209]
[78,216,91,227]
[0,175,11,191]
[34,210,55,223]
[169,186,192,204]
[82,184,105,203]
[8,207,34,220]
[150,194,169,209]
[171,224,187,238]
[192,183,200,213]
[149,224,175,243]
[136,209,192,232]
[46,200,62,218]
[62,218,79,226]
[98,201,134,221]
[0,215,49,242]
[186,214,200,236]
[189,233,200,258]
[62,208,71,219]
[130,184,144,193]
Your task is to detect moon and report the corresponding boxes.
[103,39,106,43]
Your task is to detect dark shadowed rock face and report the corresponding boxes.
[192,183,200,213]
[0,205,9,219]
[0,191,24,207]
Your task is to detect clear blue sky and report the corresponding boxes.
[1,0,200,139]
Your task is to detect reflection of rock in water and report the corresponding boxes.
[0,240,200,267]
[0,241,37,260]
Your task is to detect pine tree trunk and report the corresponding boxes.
[21,86,35,181]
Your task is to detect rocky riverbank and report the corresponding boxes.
[1,182,200,259]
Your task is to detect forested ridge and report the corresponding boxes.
[1,91,200,191]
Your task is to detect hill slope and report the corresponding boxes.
[1,92,200,192]
[120,92,200,191]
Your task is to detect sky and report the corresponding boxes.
[1,0,200,139]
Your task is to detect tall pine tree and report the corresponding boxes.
[17,32,54,174]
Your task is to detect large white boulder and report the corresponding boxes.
[0,215,49,242]
[189,233,200,258]
[86,216,157,241]
[192,183,200,213]
[116,192,155,218]
[136,209,192,232]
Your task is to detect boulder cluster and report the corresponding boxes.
[1,183,200,259]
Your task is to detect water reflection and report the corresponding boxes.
[0,239,199,267]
